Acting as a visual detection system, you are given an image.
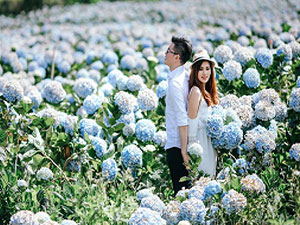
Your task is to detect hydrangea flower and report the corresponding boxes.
[241,174,266,193]
[222,190,247,214]
[10,210,38,225]
[188,185,205,200]
[135,119,156,142]
[137,88,158,111]
[140,195,166,214]
[2,80,24,103]
[121,144,143,169]
[90,136,107,159]
[235,105,255,128]
[35,212,51,224]
[102,158,117,181]
[116,75,129,91]
[204,181,222,199]
[206,115,224,138]
[42,80,66,104]
[289,88,300,112]
[102,50,118,65]
[61,220,78,225]
[83,93,104,115]
[220,94,240,109]
[156,81,168,99]
[188,142,203,157]
[108,69,124,88]
[161,201,181,225]
[90,60,104,71]
[233,47,254,66]
[121,55,136,70]
[289,41,300,59]
[153,131,167,147]
[89,69,101,83]
[37,167,53,180]
[243,68,260,88]
[74,78,97,98]
[255,48,273,68]
[26,89,43,109]
[79,118,103,138]
[57,60,71,74]
[17,179,28,188]
[222,60,242,81]
[136,188,154,201]
[232,158,248,174]
[237,36,249,46]
[255,88,280,105]
[123,123,136,137]
[289,143,300,162]
[276,44,292,62]
[297,77,300,88]
[114,91,137,114]
[127,75,145,92]
[218,123,243,150]
[129,207,166,225]
[57,113,78,135]
[214,45,233,64]
[101,83,114,96]
[179,198,206,224]
[254,100,276,121]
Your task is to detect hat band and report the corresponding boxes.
[192,56,211,63]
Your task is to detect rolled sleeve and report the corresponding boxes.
[169,83,188,127]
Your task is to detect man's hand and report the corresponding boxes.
[182,151,191,170]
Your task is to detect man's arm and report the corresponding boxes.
[179,125,190,168]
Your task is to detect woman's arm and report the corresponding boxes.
[188,86,201,119]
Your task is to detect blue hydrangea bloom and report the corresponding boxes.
[26,89,43,109]
[156,72,168,82]
[153,131,167,147]
[91,60,104,70]
[136,58,148,71]
[102,158,117,181]
[140,195,166,214]
[101,83,114,97]
[121,144,143,169]
[137,88,158,111]
[188,186,205,201]
[289,41,300,59]
[161,200,181,225]
[9,210,38,225]
[107,64,119,73]
[121,55,136,70]
[136,188,154,201]
[276,44,292,62]
[102,50,118,65]
[206,115,223,138]
[243,68,260,88]
[135,119,156,142]
[233,47,254,66]
[2,80,24,103]
[297,77,300,88]
[79,118,103,138]
[122,123,136,137]
[68,160,81,172]
[65,94,75,104]
[129,207,166,225]
[74,78,97,98]
[232,158,248,174]
[219,123,243,150]
[255,133,276,153]
[117,113,136,125]
[156,81,168,99]
[255,48,273,68]
[90,136,107,159]
[289,88,300,112]
[108,69,124,88]
[83,93,104,115]
[76,68,89,79]
[214,45,233,64]
[42,80,66,104]
[57,60,71,74]
[289,143,300,162]
[116,75,129,91]
[222,190,247,214]
[179,198,206,224]
[127,75,145,92]
[86,51,96,64]
[61,220,77,225]
[222,60,242,81]
[58,113,78,135]
[114,91,137,114]
[204,181,222,200]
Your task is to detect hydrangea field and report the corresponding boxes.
[1,0,300,224]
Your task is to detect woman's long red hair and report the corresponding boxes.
[189,60,218,106]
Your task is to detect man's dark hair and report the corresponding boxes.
[172,36,192,64]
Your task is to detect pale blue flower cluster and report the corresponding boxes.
[121,55,136,70]
[214,45,233,64]
[127,75,145,92]
[79,118,103,138]
[57,60,71,74]
[241,174,266,193]
[116,75,129,91]
[243,68,260,88]
[74,78,97,98]
[222,60,242,81]
[58,113,78,135]
[114,91,137,114]
[2,80,24,103]
[135,119,156,142]
[117,113,136,125]
[206,115,224,138]
[83,93,104,115]
[179,198,206,224]
[121,144,143,169]
[101,83,114,96]
[68,160,81,172]
[297,77,300,88]
[254,100,276,121]
[108,69,124,88]
[137,88,158,111]
[204,180,222,199]
[274,101,288,121]
[102,50,118,65]
[156,81,168,99]
[129,207,166,225]
[90,60,104,71]
[10,210,39,225]
[233,47,254,66]
[221,189,247,214]
[140,195,166,214]
[188,142,203,157]
[276,44,293,62]
[36,167,53,180]
[102,158,117,181]
[218,123,243,150]
[188,185,205,200]
[61,220,78,225]
[289,41,300,59]
[289,88,300,112]
[136,188,154,201]
[289,143,300,162]
[26,89,43,109]
[89,136,107,159]
[232,158,248,174]
[153,131,167,147]
[123,123,136,137]
[161,201,181,225]
[255,48,273,68]
[42,80,66,104]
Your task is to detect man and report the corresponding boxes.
[164,36,192,195]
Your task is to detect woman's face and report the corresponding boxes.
[197,61,211,84]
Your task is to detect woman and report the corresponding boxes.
[188,49,219,177]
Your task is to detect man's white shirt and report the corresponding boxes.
[165,65,189,150]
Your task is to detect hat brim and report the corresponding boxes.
[191,57,216,68]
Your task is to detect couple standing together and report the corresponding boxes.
[164,36,219,195]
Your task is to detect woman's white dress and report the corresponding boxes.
[188,97,217,177]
